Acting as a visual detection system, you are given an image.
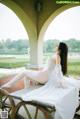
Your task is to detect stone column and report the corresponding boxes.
[29,36,43,70]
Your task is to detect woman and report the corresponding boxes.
[1,42,68,87]
[1,42,79,119]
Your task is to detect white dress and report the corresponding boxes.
[1,57,79,119]
[21,64,79,119]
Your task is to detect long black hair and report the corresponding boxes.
[58,42,68,75]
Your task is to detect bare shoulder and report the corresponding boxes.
[50,56,56,64]
[49,55,61,65]
[56,54,61,64]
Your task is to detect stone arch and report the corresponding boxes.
[38,4,80,42]
[1,0,38,67]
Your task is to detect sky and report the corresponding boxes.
[0,3,80,41]
[44,6,80,41]
[0,3,28,41]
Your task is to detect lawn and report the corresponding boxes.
[0,55,29,68]
[68,58,80,76]
[0,54,80,77]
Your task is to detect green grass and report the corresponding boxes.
[0,62,28,68]
[0,54,80,76]
[68,59,80,76]
[0,56,29,68]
